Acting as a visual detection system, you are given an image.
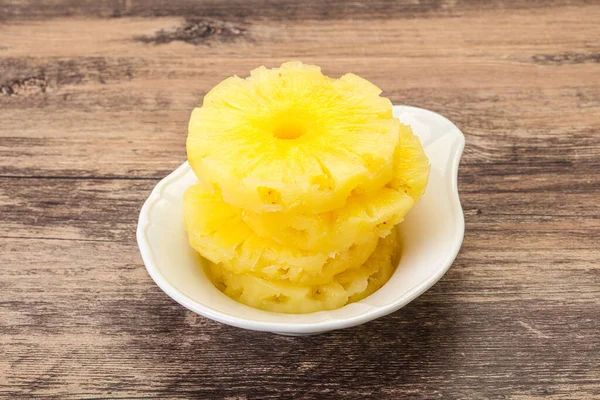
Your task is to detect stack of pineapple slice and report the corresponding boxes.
[184,62,430,313]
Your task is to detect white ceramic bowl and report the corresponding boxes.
[137,105,465,335]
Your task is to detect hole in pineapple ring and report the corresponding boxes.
[273,117,306,140]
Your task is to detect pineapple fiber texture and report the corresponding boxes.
[184,62,429,313]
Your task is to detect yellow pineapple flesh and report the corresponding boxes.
[187,62,399,214]
[184,62,430,314]
[241,124,427,253]
[205,230,400,314]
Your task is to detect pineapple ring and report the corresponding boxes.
[205,229,400,314]
[241,124,429,252]
[187,61,401,213]
[183,183,379,284]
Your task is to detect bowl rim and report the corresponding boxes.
[137,105,465,334]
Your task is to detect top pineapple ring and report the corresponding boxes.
[187,62,401,213]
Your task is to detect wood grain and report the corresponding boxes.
[1,1,599,398]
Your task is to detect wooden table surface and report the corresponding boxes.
[1,1,599,398]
